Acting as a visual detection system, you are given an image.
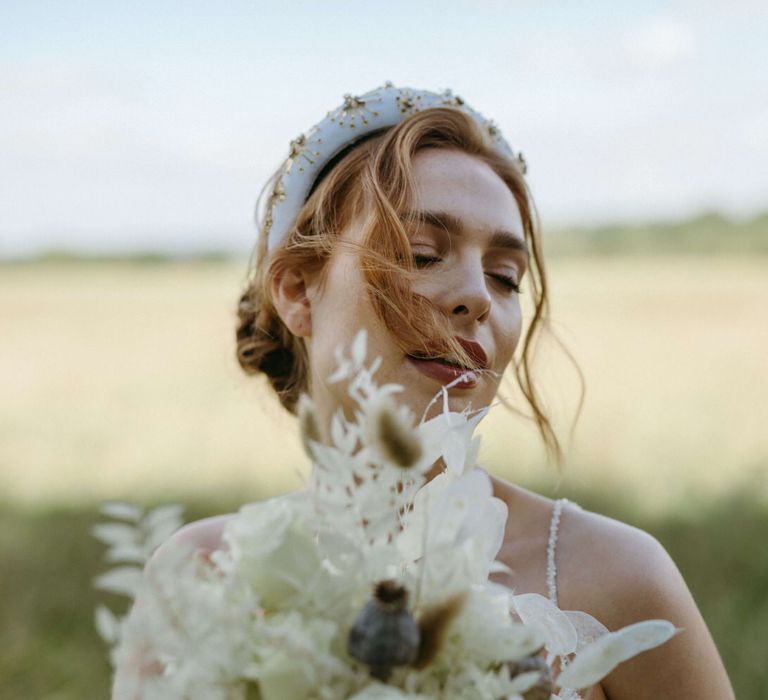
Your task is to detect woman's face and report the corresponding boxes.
[303,148,529,429]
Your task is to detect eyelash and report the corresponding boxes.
[412,255,522,294]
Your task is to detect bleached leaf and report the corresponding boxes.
[92,522,139,547]
[507,670,541,692]
[418,407,487,475]
[94,604,121,644]
[564,610,609,652]
[369,356,382,375]
[99,501,143,521]
[93,566,145,598]
[143,504,184,551]
[105,543,149,565]
[513,593,578,656]
[489,559,513,576]
[557,619,678,689]
[377,382,405,397]
[327,361,351,384]
[349,683,430,699]
[329,410,357,454]
[144,504,184,531]
[350,329,368,368]
[298,393,322,457]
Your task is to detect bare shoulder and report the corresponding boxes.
[557,503,734,699]
[556,504,679,623]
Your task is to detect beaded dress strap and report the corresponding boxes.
[547,498,585,700]
[546,498,570,607]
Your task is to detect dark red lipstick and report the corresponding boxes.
[406,337,488,388]
[454,337,488,369]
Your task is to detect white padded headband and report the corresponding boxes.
[263,82,525,252]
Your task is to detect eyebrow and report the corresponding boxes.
[409,209,530,260]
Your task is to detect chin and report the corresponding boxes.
[413,385,493,422]
[397,358,483,412]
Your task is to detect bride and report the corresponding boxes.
[117,84,733,698]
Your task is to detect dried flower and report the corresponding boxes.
[413,592,466,668]
[367,396,423,469]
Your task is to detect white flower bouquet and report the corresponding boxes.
[95,331,676,699]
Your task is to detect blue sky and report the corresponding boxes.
[2,1,767,255]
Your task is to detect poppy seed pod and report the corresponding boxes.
[347,580,420,681]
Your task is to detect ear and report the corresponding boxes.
[270,266,314,338]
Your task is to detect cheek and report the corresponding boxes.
[496,301,523,361]
[309,261,386,374]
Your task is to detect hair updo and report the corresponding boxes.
[236,107,567,463]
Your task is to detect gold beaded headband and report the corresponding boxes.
[263,82,527,252]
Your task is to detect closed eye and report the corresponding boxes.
[413,256,522,294]
[412,254,441,268]
[488,273,522,294]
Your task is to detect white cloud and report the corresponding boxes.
[624,17,696,69]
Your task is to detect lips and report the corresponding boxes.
[406,337,488,388]
[454,337,489,370]
[406,356,478,387]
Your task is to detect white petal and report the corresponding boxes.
[557,619,678,689]
[442,430,468,474]
[513,593,578,656]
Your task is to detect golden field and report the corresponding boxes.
[1,256,767,512]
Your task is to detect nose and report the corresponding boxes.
[439,259,491,324]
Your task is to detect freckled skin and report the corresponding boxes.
[302,148,527,434]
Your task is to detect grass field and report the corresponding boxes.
[1,255,767,698]
[2,256,766,508]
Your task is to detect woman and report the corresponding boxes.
[128,84,733,698]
